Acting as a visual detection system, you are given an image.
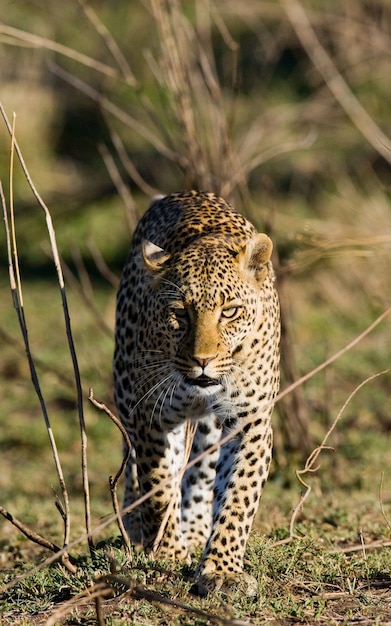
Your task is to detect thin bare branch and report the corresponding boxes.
[95,592,106,626]
[0,325,75,388]
[0,102,94,555]
[49,63,188,168]
[281,0,391,164]
[76,0,137,86]
[379,472,391,533]
[95,574,251,625]
[1,151,72,554]
[0,506,76,574]
[88,389,132,551]
[45,572,250,626]
[43,581,112,626]
[272,368,391,548]
[86,238,120,289]
[60,251,113,338]
[331,539,391,555]
[98,142,138,232]
[109,126,159,198]
[0,24,123,81]
[277,305,391,400]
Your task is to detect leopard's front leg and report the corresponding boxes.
[195,418,273,596]
[134,423,189,561]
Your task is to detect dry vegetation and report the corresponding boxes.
[1,1,391,624]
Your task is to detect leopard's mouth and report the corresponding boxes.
[185,375,221,388]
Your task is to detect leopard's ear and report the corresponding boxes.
[142,240,171,272]
[237,233,273,282]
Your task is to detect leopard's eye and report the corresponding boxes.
[170,306,189,323]
[221,306,240,320]
[175,308,188,319]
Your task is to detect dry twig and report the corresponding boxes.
[1,126,73,567]
[44,573,252,626]
[76,0,137,86]
[0,24,122,81]
[88,389,132,551]
[59,252,113,338]
[108,126,159,199]
[50,63,188,168]
[98,142,138,232]
[330,539,391,555]
[379,472,391,533]
[86,238,120,289]
[0,505,77,573]
[0,102,94,555]
[282,0,391,164]
[272,367,391,548]
[0,325,75,388]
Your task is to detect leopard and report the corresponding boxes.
[113,190,280,596]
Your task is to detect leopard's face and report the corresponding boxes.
[139,235,273,405]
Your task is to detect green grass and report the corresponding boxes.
[1,267,390,626]
[1,255,390,624]
[2,514,391,624]
[1,0,391,623]
[1,195,391,624]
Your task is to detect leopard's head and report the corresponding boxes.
[141,233,273,395]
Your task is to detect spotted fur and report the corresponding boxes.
[113,190,280,595]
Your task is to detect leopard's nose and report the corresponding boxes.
[189,354,217,369]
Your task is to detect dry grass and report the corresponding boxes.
[1,1,391,624]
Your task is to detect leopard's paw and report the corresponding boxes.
[192,571,258,598]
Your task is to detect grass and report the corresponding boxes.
[1,0,391,623]
[2,508,391,624]
[1,164,391,626]
[1,269,391,624]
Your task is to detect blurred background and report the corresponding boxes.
[1,0,390,539]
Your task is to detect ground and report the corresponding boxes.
[0,275,390,625]
[1,2,391,621]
